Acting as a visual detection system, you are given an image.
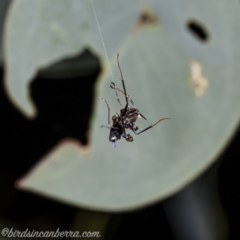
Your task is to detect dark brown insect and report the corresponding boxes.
[101,53,169,147]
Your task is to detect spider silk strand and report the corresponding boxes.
[91,0,114,81]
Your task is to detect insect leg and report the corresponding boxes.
[139,112,147,121]
[110,81,147,120]
[134,118,170,135]
[101,98,110,124]
[101,125,111,129]
[110,82,123,108]
[122,128,133,142]
[125,110,147,121]
[110,82,136,108]
[129,122,138,131]
[117,53,129,115]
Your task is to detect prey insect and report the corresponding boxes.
[101,53,169,148]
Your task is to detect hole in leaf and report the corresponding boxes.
[31,49,100,146]
[187,20,209,42]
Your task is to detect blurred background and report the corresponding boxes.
[1,1,240,240]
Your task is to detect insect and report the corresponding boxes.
[101,53,170,148]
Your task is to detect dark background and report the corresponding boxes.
[0,49,239,240]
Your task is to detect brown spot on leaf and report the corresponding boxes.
[133,8,158,34]
[139,10,157,25]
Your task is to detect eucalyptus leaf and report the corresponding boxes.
[14,0,240,211]
[4,0,140,117]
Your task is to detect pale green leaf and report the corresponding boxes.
[4,0,140,117]
[15,0,240,211]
